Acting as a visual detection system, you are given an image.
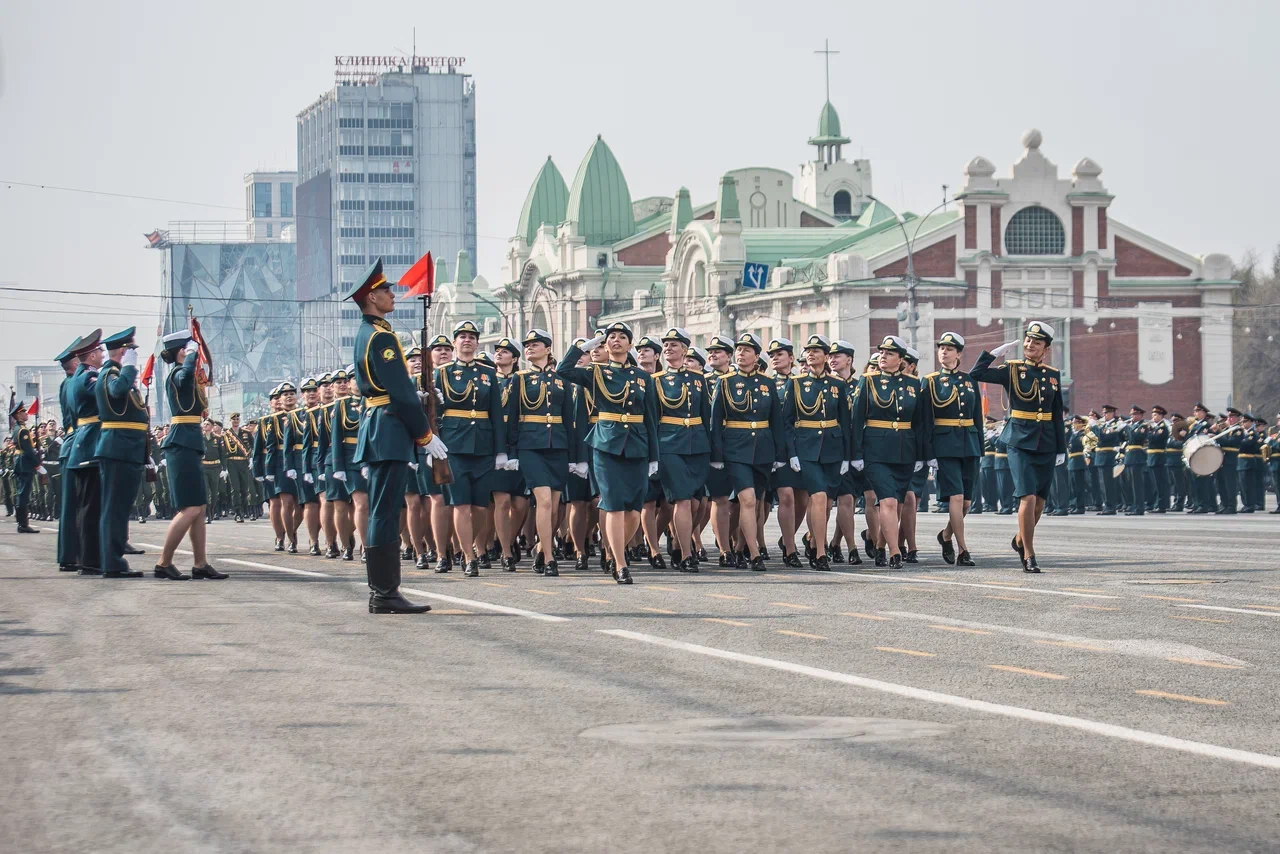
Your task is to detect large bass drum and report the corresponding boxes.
[1183,434,1224,476]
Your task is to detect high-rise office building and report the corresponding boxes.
[296,58,476,373]
[244,170,297,241]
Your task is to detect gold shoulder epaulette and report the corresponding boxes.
[923,371,940,379]
[516,369,533,376]
[652,370,667,379]
[1005,359,1024,366]
[863,369,881,378]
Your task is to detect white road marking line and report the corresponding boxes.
[599,629,1280,770]
[835,572,1122,599]
[1175,604,1280,618]
[140,547,574,624]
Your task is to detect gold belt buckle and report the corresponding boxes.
[470,410,477,419]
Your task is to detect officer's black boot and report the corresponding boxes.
[367,545,430,614]
[16,508,40,534]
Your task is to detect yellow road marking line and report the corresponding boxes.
[1140,595,1204,603]
[840,612,892,621]
[987,664,1068,680]
[1135,689,1229,706]
[1261,586,1280,591]
[979,581,1024,587]
[929,624,992,635]
[703,618,750,627]
[527,589,559,596]
[431,609,473,615]
[777,630,826,640]
[644,585,679,592]
[638,607,677,615]
[875,647,935,657]
[1071,605,1120,611]
[769,602,813,610]
[576,597,611,604]
[595,579,615,584]
[900,586,934,591]
[1035,640,1108,652]
[1167,657,1243,670]
[705,593,746,600]
[984,595,1026,602]
[481,582,510,588]
[1170,615,1230,624]
[1244,604,1280,612]
[1061,588,1108,594]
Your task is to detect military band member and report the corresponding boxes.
[1092,405,1123,514]
[222,413,252,522]
[433,319,506,577]
[201,420,225,524]
[1122,405,1150,516]
[92,327,149,576]
[347,259,446,612]
[558,321,659,584]
[501,328,573,576]
[781,335,847,571]
[1146,405,1170,513]
[1216,407,1243,514]
[850,337,930,568]
[925,331,982,567]
[969,321,1066,573]
[708,333,787,572]
[1066,415,1091,513]
[8,399,43,534]
[54,336,82,569]
[650,327,712,572]
[66,330,106,574]
[1167,412,1188,511]
[155,331,227,580]
[1185,403,1215,513]
[1238,415,1266,512]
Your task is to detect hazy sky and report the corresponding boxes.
[2,0,1277,387]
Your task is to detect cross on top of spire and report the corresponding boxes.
[815,39,839,103]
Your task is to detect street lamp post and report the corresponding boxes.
[867,195,954,351]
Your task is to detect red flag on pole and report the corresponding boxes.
[27,398,39,416]
[140,353,156,388]
[402,251,434,298]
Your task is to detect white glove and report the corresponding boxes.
[928,459,938,470]
[1055,453,1067,466]
[990,341,1018,359]
[434,388,445,406]
[160,458,167,467]
[772,461,783,471]
[361,466,369,479]
[423,435,448,460]
[710,461,724,470]
[220,470,229,480]
[265,474,275,482]
[582,334,606,351]
[570,462,588,479]
[914,461,923,472]
[648,461,659,478]
[121,348,138,367]
[145,463,156,472]
[852,459,864,472]
[408,462,418,471]
[494,453,509,471]
[506,458,520,472]
[255,476,264,482]
[183,340,200,356]
[789,456,801,473]
[36,465,48,475]
[303,472,314,483]
[318,473,326,481]
[840,461,849,475]
[333,471,347,482]
[286,469,297,480]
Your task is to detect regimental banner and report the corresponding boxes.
[1137,302,1173,385]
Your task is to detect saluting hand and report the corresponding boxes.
[582,334,606,351]
[990,341,1018,359]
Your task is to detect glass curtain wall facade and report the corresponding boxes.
[297,69,476,375]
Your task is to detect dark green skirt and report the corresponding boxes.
[442,453,494,507]
[165,446,208,509]
[593,449,647,512]
[659,452,709,502]
[864,461,912,505]
[520,448,567,492]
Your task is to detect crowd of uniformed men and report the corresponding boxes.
[7,260,1278,609]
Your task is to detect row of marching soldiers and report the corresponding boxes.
[317,318,1014,586]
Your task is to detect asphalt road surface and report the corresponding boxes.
[3,505,1280,853]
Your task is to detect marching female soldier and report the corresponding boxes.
[969,321,1066,572]
[491,337,529,570]
[505,328,574,576]
[557,322,658,584]
[924,332,982,567]
[850,336,932,569]
[781,335,850,571]
[826,340,863,566]
[652,327,712,572]
[709,333,790,572]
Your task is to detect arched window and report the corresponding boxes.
[1004,206,1066,255]
[832,190,852,219]
[693,261,707,298]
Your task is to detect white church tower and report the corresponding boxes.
[798,41,872,221]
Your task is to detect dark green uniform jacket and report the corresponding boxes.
[850,368,929,464]
[160,350,205,453]
[353,315,431,463]
[920,367,982,459]
[557,345,659,461]
[505,365,573,453]
[66,363,102,468]
[1147,419,1170,468]
[652,366,712,456]
[780,369,846,463]
[969,353,1066,455]
[1122,420,1150,466]
[93,360,149,463]
[709,367,786,466]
